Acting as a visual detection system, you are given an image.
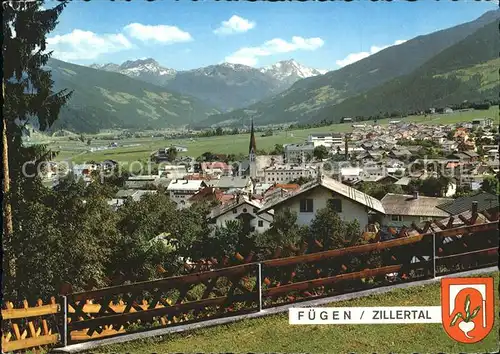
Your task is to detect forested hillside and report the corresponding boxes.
[309,21,499,122]
[47,59,219,133]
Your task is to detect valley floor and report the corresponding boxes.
[30,106,498,164]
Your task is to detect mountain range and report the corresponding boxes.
[90,59,326,111]
[47,58,219,133]
[205,9,500,127]
[47,9,499,133]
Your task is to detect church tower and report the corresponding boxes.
[249,118,257,180]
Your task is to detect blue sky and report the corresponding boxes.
[45,0,498,71]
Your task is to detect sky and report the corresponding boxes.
[44,0,499,71]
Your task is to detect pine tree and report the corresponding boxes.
[3,0,72,294]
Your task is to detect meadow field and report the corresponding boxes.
[34,107,498,165]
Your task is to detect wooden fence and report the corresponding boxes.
[2,218,498,353]
[1,298,61,353]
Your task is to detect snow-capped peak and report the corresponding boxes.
[89,58,177,78]
[259,59,325,82]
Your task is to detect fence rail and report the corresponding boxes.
[2,219,498,353]
[1,298,61,353]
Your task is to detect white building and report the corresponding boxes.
[173,145,188,152]
[284,143,315,163]
[258,175,385,232]
[340,167,362,183]
[486,147,499,161]
[471,118,493,129]
[263,164,318,184]
[307,133,343,148]
[209,196,273,234]
[167,179,207,208]
[161,165,187,179]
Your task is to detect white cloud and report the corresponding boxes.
[46,29,133,61]
[123,23,192,44]
[335,39,407,68]
[225,36,324,66]
[213,15,255,35]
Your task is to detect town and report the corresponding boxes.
[42,116,499,241]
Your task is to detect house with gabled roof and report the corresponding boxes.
[388,149,412,160]
[201,161,233,176]
[208,195,273,234]
[167,179,207,208]
[257,174,385,231]
[380,192,452,228]
[436,191,499,216]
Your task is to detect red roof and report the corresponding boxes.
[201,162,231,171]
[218,194,236,204]
[446,162,461,169]
[275,183,300,190]
[184,174,207,180]
[266,183,300,193]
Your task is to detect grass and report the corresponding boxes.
[435,58,500,92]
[89,272,499,354]
[40,107,498,165]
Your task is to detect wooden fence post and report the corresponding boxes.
[432,231,436,279]
[257,263,263,312]
[60,295,68,347]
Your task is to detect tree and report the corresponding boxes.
[270,143,284,155]
[10,177,122,298]
[355,182,404,200]
[308,207,359,251]
[481,175,499,195]
[166,146,178,162]
[410,176,451,197]
[113,192,183,281]
[313,145,329,161]
[255,208,307,251]
[454,185,475,198]
[198,151,217,162]
[3,0,72,294]
[87,138,92,146]
[290,176,314,185]
[197,220,243,262]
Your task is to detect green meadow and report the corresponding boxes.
[36,106,498,164]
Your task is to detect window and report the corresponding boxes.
[391,215,403,222]
[300,198,314,212]
[328,199,342,213]
[232,209,237,214]
[250,226,256,232]
[258,220,264,227]
[253,207,258,214]
[243,208,248,213]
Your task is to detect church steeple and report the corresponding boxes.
[249,118,256,156]
[249,118,257,180]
